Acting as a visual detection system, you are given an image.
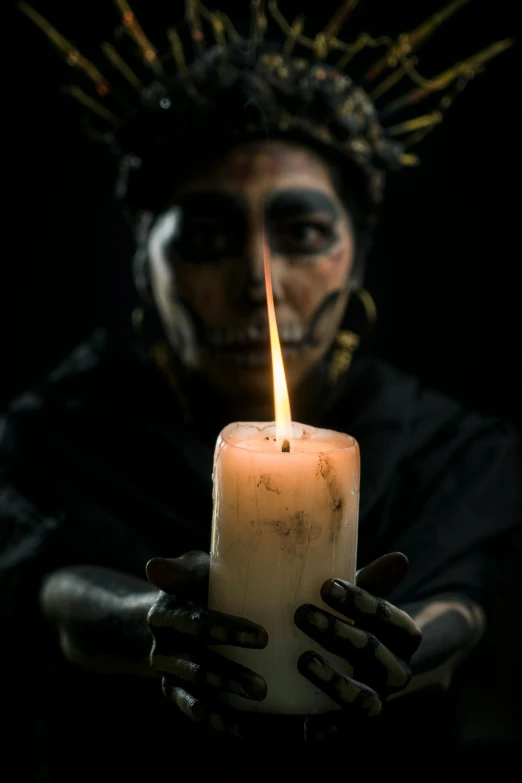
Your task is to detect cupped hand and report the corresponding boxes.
[146,550,268,740]
[294,553,422,743]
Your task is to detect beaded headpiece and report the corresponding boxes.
[19,0,513,217]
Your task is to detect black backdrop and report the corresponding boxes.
[4,0,521,424]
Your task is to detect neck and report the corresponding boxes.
[188,363,330,437]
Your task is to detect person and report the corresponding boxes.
[2,2,520,781]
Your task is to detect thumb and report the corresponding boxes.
[356,552,409,597]
[146,550,210,596]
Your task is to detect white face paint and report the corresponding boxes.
[147,208,199,369]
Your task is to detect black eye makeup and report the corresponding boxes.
[169,191,247,263]
[266,189,339,256]
[163,188,340,264]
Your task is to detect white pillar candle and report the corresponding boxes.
[208,420,360,715]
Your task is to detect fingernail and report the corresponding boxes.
[295,604,328,632]
[236,628,268,647]
[210,625,230,643]
[230,673,266,701]
[250,674,267,700]
[305,654,324,678]
[299,651,328,681]
[328,580,346,602]
[306,606,328,631]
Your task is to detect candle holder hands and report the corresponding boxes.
[294,552,422,744]
[146,551,269,741]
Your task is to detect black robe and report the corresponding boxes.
[1,330,519,782]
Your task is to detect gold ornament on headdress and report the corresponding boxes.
[18,0,513,156]
[18,1,110,95]
[101,42,142,92]
[185,0,206,56]
[114,0,163,74]
[365,0,472,83]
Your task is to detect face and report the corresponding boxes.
[144,140,356,402]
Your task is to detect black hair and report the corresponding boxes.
[113,44,393,234]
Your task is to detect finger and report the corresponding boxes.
[319,579,422,660]
[295,604,411,694]
[298,651,381,717]
[161,679,256,741]
[152,649,267,701]
[148,596,268,648]
[146,551,210,599]
[356,552,409,596]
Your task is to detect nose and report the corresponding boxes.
[238,228,283,307]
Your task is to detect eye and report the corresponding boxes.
[175,217,237,261]
[275,219,334,254]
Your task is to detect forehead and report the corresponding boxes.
[177,140,336,195]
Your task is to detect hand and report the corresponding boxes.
[294,552,422,743]
[146,551,268,740]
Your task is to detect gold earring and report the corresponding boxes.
[329,288,377,385]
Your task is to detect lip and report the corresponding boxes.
[207,340,305,368]
[206,324,305,348]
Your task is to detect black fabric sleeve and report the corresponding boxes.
[386,395,521,609]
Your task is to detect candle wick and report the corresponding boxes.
[282,439,290,453]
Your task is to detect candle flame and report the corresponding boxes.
[263,232,292,443]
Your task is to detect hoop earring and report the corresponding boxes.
[329,288,377,385]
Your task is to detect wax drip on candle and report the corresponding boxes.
[263,229,293,444]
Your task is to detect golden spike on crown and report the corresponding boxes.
[365,0,471,83]
[386,111,443,136]
[62,86,118,124]
[313,33,330,60]
[250,0,268,53]
[402,74,470,148]
[167,28,188,74]
[337,33,393,70]
[284,15,305,57]
[198,5,228,53]
[216,10,247,44]
[381,38,514,117]
[113,0,162,75]
[185,0,206,56]
[101,42,142,91]
[370,57,419,101]
[210,15,228,55]
[399,153,420,166]
[199,3,246,45]
[269,0,314,49]
[166,26,199,99]
[323,0,361,39]
[311,0,362,59]
[18,2,110,95]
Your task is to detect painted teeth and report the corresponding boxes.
[279,323,303,342]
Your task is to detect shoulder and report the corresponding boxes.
[8,330,109,416]
[340,357,519,508]
[1,330,122,465]
[346,356,517,450]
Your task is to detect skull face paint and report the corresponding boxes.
[144,140,356,401]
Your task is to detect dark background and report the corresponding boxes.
[4,0,521,426]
